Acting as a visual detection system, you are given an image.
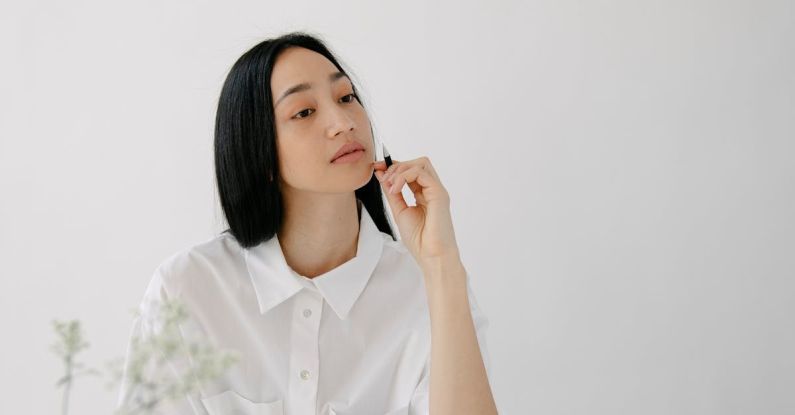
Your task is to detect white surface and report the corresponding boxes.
[1,0,793,413]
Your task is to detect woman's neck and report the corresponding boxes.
[277,194,362,279]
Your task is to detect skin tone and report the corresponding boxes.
[270,46,374,279]
[373,161,499,414]
[271,46,497,413]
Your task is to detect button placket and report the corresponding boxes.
[287,289,323,415]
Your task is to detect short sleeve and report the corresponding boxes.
[408,270,492,415]
[115,269,207,415]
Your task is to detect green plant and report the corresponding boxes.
[51,298,239,415]
[51,320,102,415]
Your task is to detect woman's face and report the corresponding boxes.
[270,47,374,194]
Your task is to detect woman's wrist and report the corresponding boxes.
[420,251,466,284]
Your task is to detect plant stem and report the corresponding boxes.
[61,357,73,415]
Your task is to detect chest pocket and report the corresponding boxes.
[329,405,409,415]
[384,406,410,415]
[201,390,284,415]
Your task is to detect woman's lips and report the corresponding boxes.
[331,149,365,164]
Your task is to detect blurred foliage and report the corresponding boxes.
[51,298,239,415]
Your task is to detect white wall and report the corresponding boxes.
[2,0,793,413]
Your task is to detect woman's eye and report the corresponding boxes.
[292,94,357,120]
[340,93,358,103]
[293,108,313,119]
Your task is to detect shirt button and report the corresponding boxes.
[300,369,311,380]
[303,309,312,318]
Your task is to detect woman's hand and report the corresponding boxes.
[371,157,461,269]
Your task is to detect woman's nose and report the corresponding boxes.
[327,106,356,137]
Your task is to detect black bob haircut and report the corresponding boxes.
[214,31,396,249]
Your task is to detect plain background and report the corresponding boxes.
[2,0,793,413]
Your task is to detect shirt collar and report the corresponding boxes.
[243,204,385,320]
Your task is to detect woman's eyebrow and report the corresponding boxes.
[275,71,349,108]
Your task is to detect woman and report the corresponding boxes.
[117,31,497,415]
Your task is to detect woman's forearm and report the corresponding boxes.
[422,254,498,415]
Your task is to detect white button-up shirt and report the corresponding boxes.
[116,205,492,415]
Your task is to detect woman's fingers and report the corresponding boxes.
[378,172,409,213]
[374,157,444,206]
[383,162,408,183]
[377,160,409,189]
[388,165,428,194]
[387,166,420,193]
